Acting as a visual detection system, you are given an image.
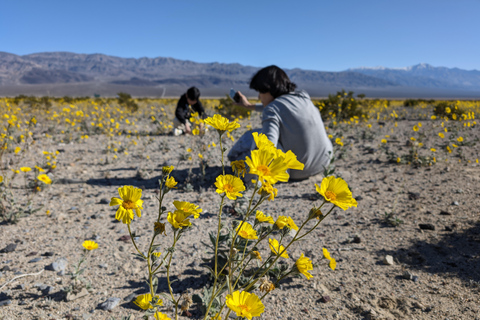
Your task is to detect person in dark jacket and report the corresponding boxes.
[173,87,205,135]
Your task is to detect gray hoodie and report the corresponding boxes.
[258,91,333,180]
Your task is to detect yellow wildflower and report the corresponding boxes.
[275,216,299,230]
[37,174,52,184]
[255,210,274,224]
[236,222,258,240]
[109,186,143,224]
[226,291,264,320]
[269,238,289,258]
[295,253,314,279]
[215,174,245,200]
[315,176,357,210]
[165,176,178,189]
[82,240,98,251]
[204,114,240,133]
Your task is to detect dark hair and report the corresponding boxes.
[249,65,297,98]
[186,87,200,101]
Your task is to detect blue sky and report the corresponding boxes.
[1,0,479,71]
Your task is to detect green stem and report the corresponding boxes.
[243,205,335,292]
[127,224,146,259]
[166,231,180,319]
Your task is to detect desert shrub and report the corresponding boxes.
[404,99,435,107]
[434,101,466,120]
[117,92,139,113]
[317,89,366,121]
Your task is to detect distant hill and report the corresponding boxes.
[1,52,479,98]
[348,63,480,91]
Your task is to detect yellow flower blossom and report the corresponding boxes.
[133,293,163,310]
[173,201,202,219]
[20,167,31,172]
[315,176,357,210]
[323,248,336,270]
[226,291,264,320]
[246,148,289,184]
[154,312,171,320]
[275,216,298,230]
[257,181,278,201]
[215,174,245,200]
[82,240,98,251]
[37,174,52,184]
[269,238,289,258]
[167,211,192,229]
[165,176,177,189]
[109,186,143,224]
[295,253,314,279]
[204,114,240,133]
[255,210,274,224]
[236,222,258,240]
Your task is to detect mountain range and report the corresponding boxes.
[1,52,479,98]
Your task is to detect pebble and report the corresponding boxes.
[452,201,459,206]
[28,257,42,263]
[402,271,413,280]
[0,299,12,307]
[124,293,136,302]
[99,198,109,204]
[383,255,395,265]
[47,257,68,272]
[98,297,120,311]
[0,243,17,253]
[99,264,108,269]
[419,224,435,231]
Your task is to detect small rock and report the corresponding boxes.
[353,235,361,243]
[0,299,12,307]
[408,192,420,200]
[319,296,331,303]
[383,255,395,265]
[118,246,125,252]
[419,224,435,231]
[124,293,136,302]
[439,210,452,215]
[1,266,11,272]
[445,226,454,232]
[28,257,42,263]
[47,257,68,272]
[118,235,130,242]
[98,297,120,311]
[0,243,17,253]
[452,201,459,206]
[98,264,108,269]
[412,276,419,283]
[66,287,89,301]
[34,283,48,291]
[99,198,109,204]
[402,271,413,280]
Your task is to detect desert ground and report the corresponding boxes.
[0,97,479,320]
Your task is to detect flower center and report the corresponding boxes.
[224,184,234,193]
[122,200,136,210]
[257,165,270,176]
[239,304,250,313]
[325,191,337,201]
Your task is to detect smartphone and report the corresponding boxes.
[229,88,240,102]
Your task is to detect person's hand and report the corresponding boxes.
[234,91,255,110]
[184,122,192,134]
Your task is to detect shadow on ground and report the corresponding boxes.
[377,221,480,282]
[85,165,229,190]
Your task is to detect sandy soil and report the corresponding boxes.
[0,106,479,320]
